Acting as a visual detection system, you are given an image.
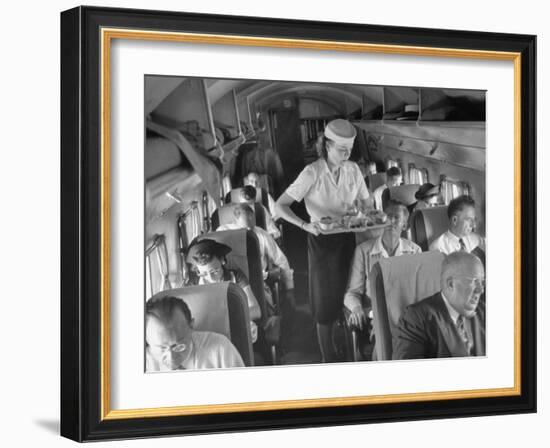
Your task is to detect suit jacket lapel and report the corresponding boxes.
[433,294,469,357]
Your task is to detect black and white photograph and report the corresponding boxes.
[54,3,538,443]
[144,76,487,371]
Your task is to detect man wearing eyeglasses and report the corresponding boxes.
[429,195,485,254]
[393,251,486,359]
[145,295,244,371]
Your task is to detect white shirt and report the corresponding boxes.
[429,230,485,255]
[440,292,460,324]
[217,223,294,289]
[145,331,245,371]
[285,158,370,222]
[344,236,421,311]
[373,184,388,211]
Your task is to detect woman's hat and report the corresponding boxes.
[324,119,357,145]
[186,238,232,264]
[415,183,440,200]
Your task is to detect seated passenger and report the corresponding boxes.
[429,195,485,254]
[239,185,281,239]
[393,251,485,359]
[145,295,244,371]
[373,166,402,211]
[217,203,295,309]
[243,171,277,219]
[409,182,440,215]
[344,200,421,332]
[186,238,261,341]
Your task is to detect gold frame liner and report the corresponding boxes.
[100,28,522,420]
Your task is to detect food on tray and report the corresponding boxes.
[348,216,366,229]
[316,210,388,232]
[364,209,388,226]
[319,216,335,230]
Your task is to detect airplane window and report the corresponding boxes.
[367,162,377,175]
[440,178,471,204]
[386,159,399,170]
[145,234,172,299]
[409,164,428,185]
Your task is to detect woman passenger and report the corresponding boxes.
[186,238,261,342]
[275,119,371,362]
[409,183,440,215]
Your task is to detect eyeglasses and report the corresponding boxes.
[197,267,223,278]
[329,143,352,155]
[455,276,485,289]
[151,341,188,354]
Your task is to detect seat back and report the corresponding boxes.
[370,251,445,360]
[211,202,267,232]
[366,172,387,191]
[226,187,271,218]
[410,206,449,251]
[387,184,421,206]
[211,204,239,229]
[198,229,267,322]
[149,283,253,366]
[227,187,262,204]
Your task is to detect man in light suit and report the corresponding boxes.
[393,251,485,359]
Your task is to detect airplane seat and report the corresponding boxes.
[149,283,254,366]
[370,251,445,360]
[225,186,272,219]
[211,203,268,232]
[336,307,373,363]
[367,172,387,192]
[226,186,262,204]
[198,229,280,364]
[211,204,237,230]
[386,184,421,207]
[410,206,449,251]
[198,229,266,316]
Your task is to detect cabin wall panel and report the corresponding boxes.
[146,173,210,291]
[366,138,486,236]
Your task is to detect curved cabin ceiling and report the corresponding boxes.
[207,79,364,115]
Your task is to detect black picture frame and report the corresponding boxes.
[60,5,536,442]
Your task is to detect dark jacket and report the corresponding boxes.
[393,292,485,359]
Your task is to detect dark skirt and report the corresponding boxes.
[308,232,356,324]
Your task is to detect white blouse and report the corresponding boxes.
[285,158,370,222]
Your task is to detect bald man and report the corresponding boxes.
[393,252,486,359]
[145,296,244,371]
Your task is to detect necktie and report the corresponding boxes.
[456,316,473,355]
[458,238,467,251]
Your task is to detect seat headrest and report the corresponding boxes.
[149,284,231,337]
[411,206,449,251]
[215,204,238,226]
[376,251,444,331]
[388,184,421,206]
[229,187,262,204]
[199,229,255,280]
